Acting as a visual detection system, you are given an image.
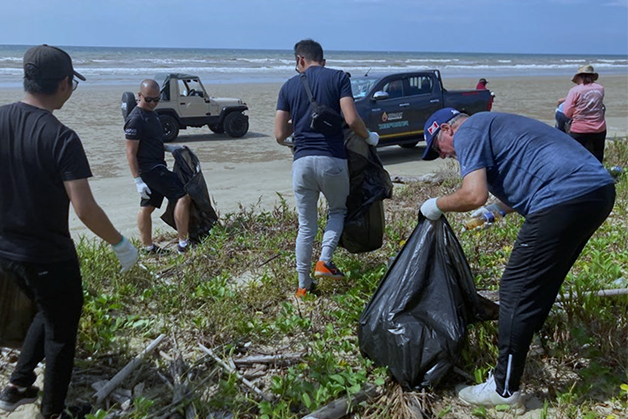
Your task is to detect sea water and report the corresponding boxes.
[0,44,626,87]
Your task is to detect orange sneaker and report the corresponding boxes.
[314,261,345,280]
[296,288,308,299]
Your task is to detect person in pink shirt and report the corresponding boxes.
[558,65,606,162]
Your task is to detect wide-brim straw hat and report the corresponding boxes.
[572,64,599,83]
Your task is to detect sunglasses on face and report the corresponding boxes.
[70,77,78,91]
[143,96,160,103]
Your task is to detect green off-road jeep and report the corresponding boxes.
[121,73,249,142]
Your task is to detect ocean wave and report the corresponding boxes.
[0,61,626,77]
[405,59,460,63]
[328,59,388,63]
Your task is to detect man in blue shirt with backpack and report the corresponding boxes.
[274,39,379,298]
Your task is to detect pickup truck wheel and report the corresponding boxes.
[159,115,179,142]
[209,125,224,134]
[224,112,249,138]
[399,141,419,149]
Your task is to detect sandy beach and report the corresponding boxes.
[0,75,626,240]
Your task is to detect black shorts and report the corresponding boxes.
[140,165,186,208]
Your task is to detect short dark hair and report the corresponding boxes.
[581,74,596,84]
[294,39,324,63]
[23,63,68,95]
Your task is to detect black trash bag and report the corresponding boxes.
[0,271,36,349]
[339,129,393,253]
[161,146,218,243]
[358,214,491,389]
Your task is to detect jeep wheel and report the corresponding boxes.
[399,141,419,149]
[224,112,249,138]
[209,125,224,134]
[159,115,179,142]
[120,92,136,120]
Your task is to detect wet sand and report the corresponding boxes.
[0,75,626,240]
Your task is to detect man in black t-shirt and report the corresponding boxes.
[274,39,379,298]
[0,45,138,419]
[124,79,192,254]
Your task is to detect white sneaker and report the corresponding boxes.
[458,375,525,414]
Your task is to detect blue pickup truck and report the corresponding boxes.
[350,70,493,148]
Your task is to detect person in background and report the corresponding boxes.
[558,65,606,162]
[124,79,192,254]
[274,39,379,298]
[419,108,615,413]
[554,102,571,133]
[476,78,495,110]
[0,44,138,419]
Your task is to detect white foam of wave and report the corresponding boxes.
[405,59,459,63]
[598,59,628,63]
[498,60,511,63]
[563,59,586,63]
[236,58,293,64]
[328,59,387,63]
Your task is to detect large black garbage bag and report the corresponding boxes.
[358,214,489,389]
[161,146,218,243]
[339,129,393,253]
[0,272,36,349]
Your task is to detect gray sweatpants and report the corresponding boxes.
[292,155,349,289]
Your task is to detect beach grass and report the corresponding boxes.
[34,138,628,418]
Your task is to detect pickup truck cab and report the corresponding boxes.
[351,70,492,148]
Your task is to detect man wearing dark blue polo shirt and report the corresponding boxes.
[419,108,615,412]
[274,39,378,298]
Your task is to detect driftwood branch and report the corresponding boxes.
[94,334,166,404]
[301,384,379,419]
[198,343,273,401]
[557,287,628,301]
[390,172,457,185]
[233,352,303,367]
[479,287,628,303]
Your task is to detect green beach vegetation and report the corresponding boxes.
[14,139,626,418]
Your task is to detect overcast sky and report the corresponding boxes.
[2,0,627,55]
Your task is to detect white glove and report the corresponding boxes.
[164,144,183,153]
[112,236,139,273]
[134,177,151,200]
[420,198,443,220]
[365,131,379,146]
[471,203,504,219]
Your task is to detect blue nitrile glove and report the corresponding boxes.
[471,203,506,219]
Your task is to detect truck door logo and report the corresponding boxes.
[381,112,403,122]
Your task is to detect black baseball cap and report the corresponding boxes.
[23,44,85,81]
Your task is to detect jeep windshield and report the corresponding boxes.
[351,77,378,100]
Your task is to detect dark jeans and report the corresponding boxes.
[493,184,615,396]
[0,257,83,417]
[554,111,571,133]
[570,130,606,163]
